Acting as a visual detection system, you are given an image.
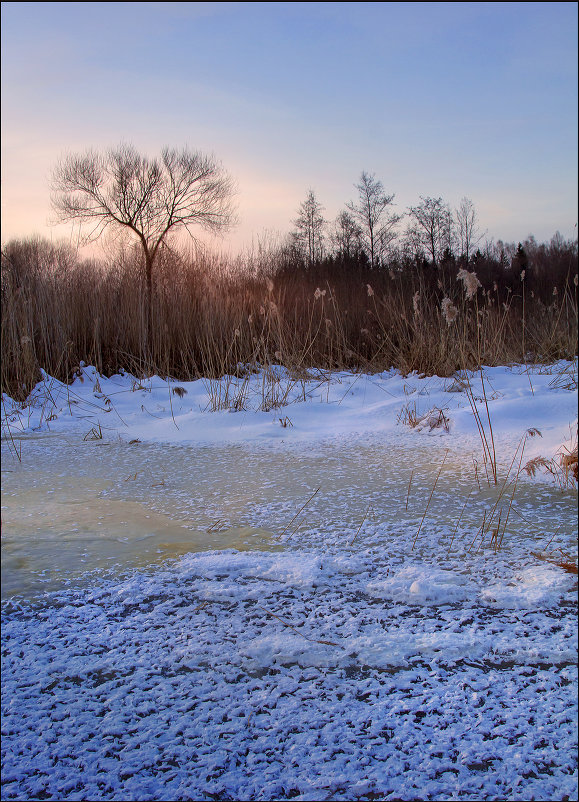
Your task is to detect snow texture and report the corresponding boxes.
[2,361,577,801]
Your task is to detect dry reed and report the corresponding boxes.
[2,238,576,400]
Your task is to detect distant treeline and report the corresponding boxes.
[1,229,577,399]
[276,228,578,299]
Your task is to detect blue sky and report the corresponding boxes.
[1,1,577,254]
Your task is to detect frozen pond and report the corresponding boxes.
[2,428,577,802]
[1,365,577,801]
[2,435,282,599]
[2,429,576,599]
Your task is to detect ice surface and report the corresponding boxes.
[1,362,577,800]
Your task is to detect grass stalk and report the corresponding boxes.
[447,493,471,554]
[278,486,320,539]
[350,502,372,546]
[405,470,415,511]
[496,434,529,550]
[258,605,341,647]
[412,449,449,551]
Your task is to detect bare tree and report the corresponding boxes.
[51,143,237,338]
[406,196,453,269]
[455,197,483,262]
[346,172,401,268]
[1,236,77,290]
[291,189,326,267]
[331,210,363,259]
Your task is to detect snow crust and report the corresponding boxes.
[2,547,577,801]
[1,361,577,801]
[2,360,577,464]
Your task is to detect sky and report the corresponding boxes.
[1,1,577,257]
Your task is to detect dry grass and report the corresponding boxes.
[2,239,576,570]
[532,550,578,574]
[398,403,450,432]
[560,446,578,483]
[2,238,577,400]
[412,448,449,551]
[524,441,578,490]
[278,487,321,540]
[258,605,342,648]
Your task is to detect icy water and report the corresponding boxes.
[1,430,576,599]
[2,430,578,802]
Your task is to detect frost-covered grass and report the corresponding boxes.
[1,362,577,801]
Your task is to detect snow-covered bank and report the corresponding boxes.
[1,361,577,801]
[2,360,577,466]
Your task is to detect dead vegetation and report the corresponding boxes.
[398,403,450,432]
[1,237,577,400]
[524,441,578,490]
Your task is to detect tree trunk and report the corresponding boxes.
[144,249,154,364]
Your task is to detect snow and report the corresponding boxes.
[1,360,577,801]
[2,360,576,458]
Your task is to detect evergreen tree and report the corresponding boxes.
[512,243,529,276]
